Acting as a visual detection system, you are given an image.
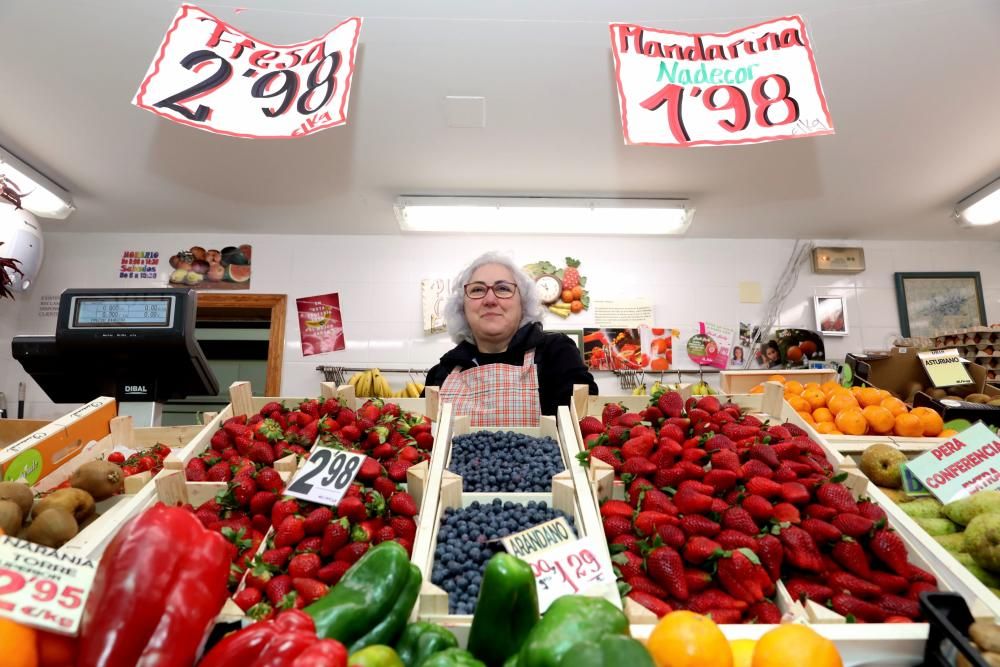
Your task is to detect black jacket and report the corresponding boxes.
[425,322,598,416]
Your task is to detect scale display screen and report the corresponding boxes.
[70,296,175,328]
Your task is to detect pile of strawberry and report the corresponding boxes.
[107,443,172,478]
[581,391,937,624]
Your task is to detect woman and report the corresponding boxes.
[425,252,598,427]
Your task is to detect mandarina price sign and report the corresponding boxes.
[133,4,362,139]
[610,16,834,147]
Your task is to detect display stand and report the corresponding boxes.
[11,288,219,426]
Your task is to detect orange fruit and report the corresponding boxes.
[648,610,733,667]
[913,409,944,437]
[561,289,574,303]
[752,623,843,667]
[797,410,816,425]
[730,639,756,667]
[862,405,895,434]
[0,618,37,667]
[802,389,827,410]
[804,382,822,392]
[571,285,584,299]
[784,380,804,396]
[850,386,864,398]
[812,407,834,423]
[876,389,893,402]
[815,421,839,434]
[834,408,868,436]
[787,346,803,362]
[768,375,786,383]
[858,387,883,407]
[827,393,860,416]
[820,380,841,394]
[787,396,811,413]
[939,429,960,438]
[570,300,584,313]
[750,384,765,394]
[894,413,925,437]
[880,397,908,417]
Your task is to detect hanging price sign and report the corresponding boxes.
[610,16,834,147]
[0,536,97,635]
[133,4,362,138]
[285,447,365,507]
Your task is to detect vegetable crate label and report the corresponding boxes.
[0,536,96,635]
[132,4,362,138]
[610,16,835,147]
[905,423,1000,504]
[284,448,365,507]
[506,531,617,612]
[918,348,975,388]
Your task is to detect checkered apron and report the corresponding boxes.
[439,349,541,428]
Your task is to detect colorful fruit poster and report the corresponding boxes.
[640,326,680,371]
[167,244,251,290]
[132,4,362,139]
[523,258,589,319]
[119,250,159,280]
[686,322,734,369]
[610,16,834,147]
[296,292,345,356]
[583,328,644,370]
[755,329,825,368]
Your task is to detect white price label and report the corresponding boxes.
[284,448,365,506]
[524,537,619,612]
[0,536,97,635]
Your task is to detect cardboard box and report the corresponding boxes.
[719,369,837,394]
[846,348,988,400]
[912,384,1000,427]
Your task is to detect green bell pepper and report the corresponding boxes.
[306,541,411,645]
[348,645,405,667]
[349,564,423,653]
[467,553,539,667]
[395,622,459,667]
[516,596,629,667]
[556,636,653,667]
[417,648,486,667]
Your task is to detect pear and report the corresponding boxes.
[900,497,944,520]
[965,513,1000,572]
[859,443,908,489]
[956,552,1000,588]
[943,491,1000,526]
[914,516,958,535]
[934,532,967,552]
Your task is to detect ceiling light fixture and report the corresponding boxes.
[394,196,694,235]
[0,146,75,220]
[955,178,1000,227]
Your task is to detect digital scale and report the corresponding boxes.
[11,288,219,426]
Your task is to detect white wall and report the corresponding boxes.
[3,232,999,419]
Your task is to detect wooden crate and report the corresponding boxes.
[0,419,49,448]
[720,369,837,395]
[334,384,441,436]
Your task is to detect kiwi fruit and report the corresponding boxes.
[0,500,23,535]
[32,488,95,524]
[967,393,992,404]
[25,508,78,548]
[930,387,949,400]
[0,481,34,516]
[71,460,124,501]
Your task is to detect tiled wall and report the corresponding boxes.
[3,232,999,419]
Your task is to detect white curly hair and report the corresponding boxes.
[443,251,545,344]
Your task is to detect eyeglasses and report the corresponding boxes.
[464,281,518,299]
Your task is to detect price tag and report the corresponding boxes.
[610,16,834,147]
[521,537,619,612]
[501,517,576,558]
[284,447,365,506]
[918,349,974,388]
[905,423,1000,503]
[132,5,362,139]
[0,536,97,635]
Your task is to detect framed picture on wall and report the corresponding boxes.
[814,295,848,336]
[894,272,986,337]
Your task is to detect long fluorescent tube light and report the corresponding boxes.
[0,146,75,219]
[955,178,1000,227]
[395,196,694,235]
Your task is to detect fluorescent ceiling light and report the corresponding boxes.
[0,146,75,219]
[395,196,694,235]
[955,178,1000,227]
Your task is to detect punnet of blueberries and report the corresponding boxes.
[431,499,575,614]
[448,430,565,492]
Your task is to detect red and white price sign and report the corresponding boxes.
[610,16,834,147]
[133,4,362,139]
[0,536,97,635]
[523,537,619,612]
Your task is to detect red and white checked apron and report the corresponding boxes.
[439,349,541,428]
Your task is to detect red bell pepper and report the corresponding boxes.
[198,610,347,667]
[78,504,232,667]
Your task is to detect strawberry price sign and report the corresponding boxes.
[0,536,96,635]
[519,536,618,612]
[285,447,366,507]
[610,16,834,147]
[133,4,362,139]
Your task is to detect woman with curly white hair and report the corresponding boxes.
[425,252,597,427]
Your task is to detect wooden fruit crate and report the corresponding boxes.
[0,419,49,448]
[334,384,441,438]
[720,369,838,395]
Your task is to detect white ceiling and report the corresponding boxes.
[1,0,998,239]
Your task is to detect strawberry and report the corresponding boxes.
[634,511,676,536]
[870,528,911,576]
[602,403,625,425]
[579,416,605,436]
[779,482,810,505]
[612,533,642,554]
[704,609,744,624]
[748,599,782,624]
[748,444,779,469]
[259,401,284,416]
[721,423,759,440]
[832,514,875,538]
[318,561,351,585]
[248,442,276,466]
[627,478,655,507]
[640,488,677,516]
[301,507,333,535]
[681,515,720,538]
[340,424,361,443]
[211,431,232,452]
[703,469,739,493]
[337,496,368,522]
[659,422,686,443]
[744,477,782,499]
[292,578,329,606]
[756,534,783,582]
[185,457,208,482]
[624,575,668,599]
[681,448,708,464]
[830,571,880,599]
[561,256,582,290]
[907,581,937,601]
[877,593,920,619]
[626,591,672,618]
[612,551,645,580]
[655,392,684,420]
[857,500,888,522]
[224,421,252,440]
[386,461,410,482]
[695,395,722,414]
[255,468,283,494]
[683,536,722,565]
[274,515,306,549]
[805,503,838,522]
[816,482,859,514]
[685,569,713,593]
[271,499,300,528]
[673,487,713,515]
[655,524,686,549]
[207,462,233,482]
[600,499,635,519]
[614,413,644,429]
[646,546,688,600]
[264,574,294,606]
[373,477,398,499]
[717,550,764,604]
[602,515,632,540]
[233,587,262,612]
[711,449,742,474]
[861,570,907,595]
[296,537,322,554]
[831,537,874,579]
[606,425,630,446]
[687,589,748,613]
[907,564,937,585]
[832,593,887,622]
[702,434,735,453]
[321,518,351,557]
[720,507,756,536]
[335,542,370,564]
[741,495,774,522]
[642,406,664,424]
[622,457,656,480]
[390,516,417,542]
[588,446,622,472]
[785,578,833,604]
[247,491,277,518]
[800,518,842,544]
[621,435,656,461]
[414,432,435,450]
[771,502,801,524]
[778,526,823,572]
[717,529,758,552]
[388,492,418,517]
[288,552,322,579]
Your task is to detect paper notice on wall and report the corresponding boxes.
[38,295,59,318]
[421,279,449,334]
[119,250,160,280]
[296,293,345,356]
[687,322,736,369]
[593,299,653,327]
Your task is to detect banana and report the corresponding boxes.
[348,372,363,388]
[548,304,571,318]
[632,384,647,396]
[372,369,391,398]
[357,370,373,397]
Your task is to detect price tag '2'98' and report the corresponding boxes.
[284,448,365,507]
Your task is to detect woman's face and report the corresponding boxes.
[465,263,523,349]
[766,346,780,362]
